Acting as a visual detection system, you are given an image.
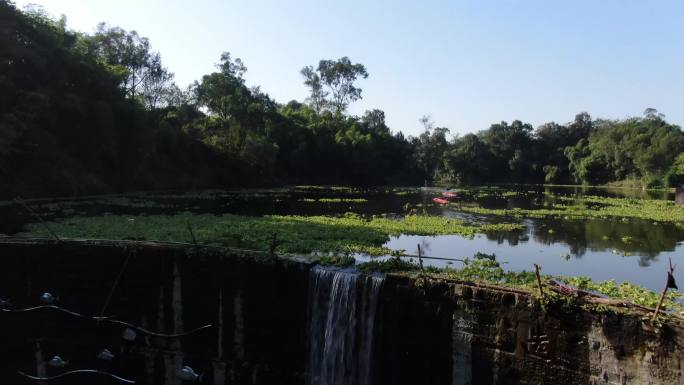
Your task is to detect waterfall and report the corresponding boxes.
[308,266,384,385]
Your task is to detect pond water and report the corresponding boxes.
[2,185,682,292]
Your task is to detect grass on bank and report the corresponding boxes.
[19,212,523,256]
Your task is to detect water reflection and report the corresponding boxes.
[530,218,681,260]
[3,185,683,291]
[385,214,684,292]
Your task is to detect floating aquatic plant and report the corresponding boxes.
[20,213,523,256]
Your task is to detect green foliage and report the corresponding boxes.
[301,57,368,113]
[563,276,682,311]
[439,253,538,286]
[358,257,420,273]
[356,251,684,314]
[664,153,684,187]
[4,3,684,199]
[318,255,356,267]
[566,112,684,185]
[454,193,684,224]
[84,23,177,107]
[19,212,523,256]
[413,117,451,182]
[0,4,425,199]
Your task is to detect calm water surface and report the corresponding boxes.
[2,185,681,291]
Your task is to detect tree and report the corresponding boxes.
[300,66,328,113]
[361,109,391,137]
[419,115,435,133]
[301,57,368,113]
[665,153,684,187]
[643,107,665,121]
[195,52,252,121]
[568,112,593,139]
[564,115,684,185]
[479,120,536,181]
[412,115,450,182]
[86,23,170,102]
[444,134,490,184]
[140,61,177,109]
[535,121,581,183]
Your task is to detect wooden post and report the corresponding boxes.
[534,264,546,306]
[653,258,677,321]
[417,243,424,273]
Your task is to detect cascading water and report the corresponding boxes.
[307,266,384,385]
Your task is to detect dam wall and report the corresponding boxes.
[0,238,681,385]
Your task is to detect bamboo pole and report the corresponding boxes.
[652,258,677,321]
[534,264,546,306]
[417,243,424,273]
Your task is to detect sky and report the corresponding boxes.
[14,0,684,137]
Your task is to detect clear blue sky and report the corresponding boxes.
[16,0,684,136]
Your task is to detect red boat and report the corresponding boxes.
[432,197,450,205]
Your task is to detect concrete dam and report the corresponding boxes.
[0,238,681,385]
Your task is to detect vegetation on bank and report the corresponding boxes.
[452,193,684,224]
[352,253,684,316]
[18,212,523,256]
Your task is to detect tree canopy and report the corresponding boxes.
[2,2,683,199]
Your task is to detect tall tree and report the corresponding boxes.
[194,52,252,121]
[85,23,172,102]
[444,134,490,184]
[300,66,328,113]
[301,57,368,113]
[412,115,450,182]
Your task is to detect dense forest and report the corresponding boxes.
[2,2,684,199]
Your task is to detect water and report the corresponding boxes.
[379,187,684,292]
[307,266,384,385]
[382,218,684,292]
[2,185,682,292]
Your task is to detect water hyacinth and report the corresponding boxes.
[20,212,523,256]
[452,193,684,224]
